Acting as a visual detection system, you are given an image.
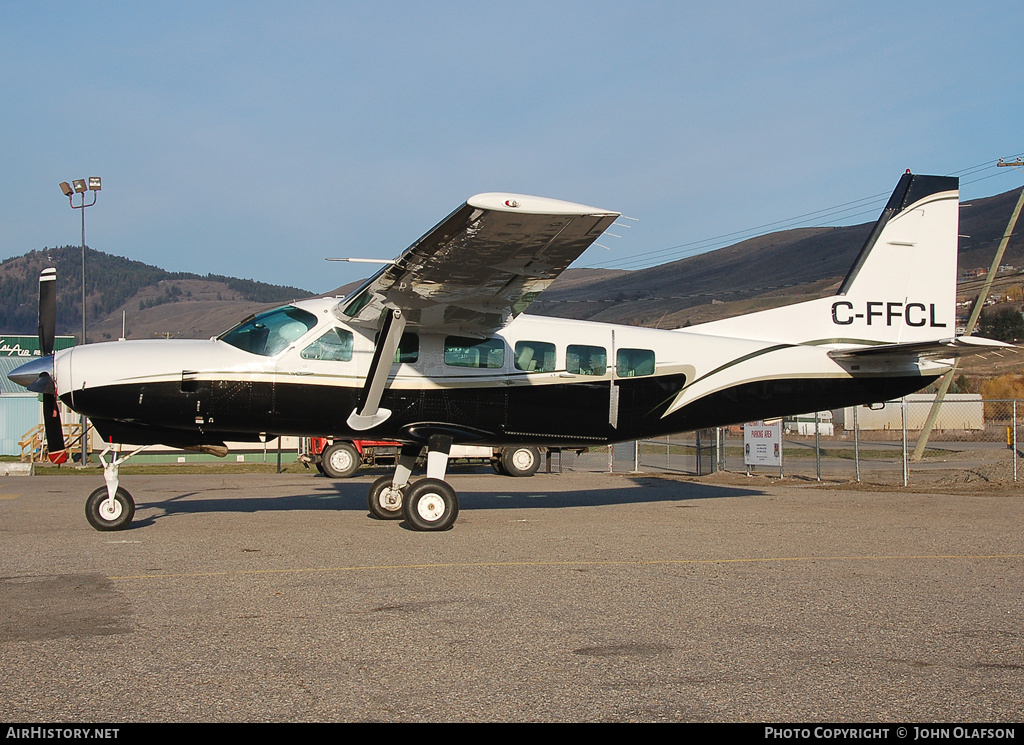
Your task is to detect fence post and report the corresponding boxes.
[901,397,908,487]
[780,430,784,479]
[814,410,821,481]
[854,405,861,482]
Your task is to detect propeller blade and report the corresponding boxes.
[38,268,56,357]
[37,268,66,462]
[42,392,67,463]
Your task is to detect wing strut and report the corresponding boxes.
[347,308,406,431]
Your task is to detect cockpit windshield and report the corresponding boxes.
[218,306,318,356]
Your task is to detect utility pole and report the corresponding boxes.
[912,162,1024,460]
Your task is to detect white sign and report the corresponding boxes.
[744,420,781,467]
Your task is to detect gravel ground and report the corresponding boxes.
[1,470,1022,723]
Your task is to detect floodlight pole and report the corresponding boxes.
[60,178,101,465]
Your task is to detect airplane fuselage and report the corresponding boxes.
[56,297,941,450]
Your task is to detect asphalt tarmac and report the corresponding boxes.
[1,469,1022,723]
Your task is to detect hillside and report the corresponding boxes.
[1,185,1021,342]
[0,247,314,341]
[533,185,1024,328]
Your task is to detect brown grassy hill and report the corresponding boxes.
[3,186,1021,342]
[533,185,1024,328]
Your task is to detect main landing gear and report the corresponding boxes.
[84,444,150,531]
[366,435,460,531]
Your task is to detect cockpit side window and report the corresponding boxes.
[301,327,354,361]
[219,306,318,356]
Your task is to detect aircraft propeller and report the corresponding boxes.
[36,268,66,463]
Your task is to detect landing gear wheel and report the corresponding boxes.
[403,478,459,532]
[367,475,405,520]
[321,441,360,478]
[500,446,541,477]
[85,486,135,532]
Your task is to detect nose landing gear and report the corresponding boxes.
[83,444,151,531]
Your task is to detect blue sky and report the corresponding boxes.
[2,1,1022,294]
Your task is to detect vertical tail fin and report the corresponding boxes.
[832,172,959,343]
[686,172,960,346]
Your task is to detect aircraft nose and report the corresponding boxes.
[7,354,55,393]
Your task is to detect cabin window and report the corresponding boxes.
[566,344,607,376]
[616,348,656,377]
[219,306,317,357]
[375,331,419,364]
[444,336,505,369]
[514,341,555,372]
[395,333,419,364]
[301,328,354,362]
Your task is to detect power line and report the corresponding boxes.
[586,154,1024,272]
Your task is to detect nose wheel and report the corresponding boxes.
[82,444,150,531]
[85,485,135,531]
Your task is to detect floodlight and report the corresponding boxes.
[88,177,101,191]
[60,182,74,197]
[72,179,87,193]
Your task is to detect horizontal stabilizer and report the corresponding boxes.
[828,335,1014,361]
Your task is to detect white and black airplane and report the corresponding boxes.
[8,172,1009,531]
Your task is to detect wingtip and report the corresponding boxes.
[467,193,618,217]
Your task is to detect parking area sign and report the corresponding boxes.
[744,420,781,467]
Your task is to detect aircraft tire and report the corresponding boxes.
[367,475,404,520]
[321,441,360,478]
[403,478,459,531]
[499,446,541,477]
[85,486,135,532]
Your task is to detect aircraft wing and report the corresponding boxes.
[827,335,1015,361]
[336,193,619,336]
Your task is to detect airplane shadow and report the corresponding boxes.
[127,473,766,529]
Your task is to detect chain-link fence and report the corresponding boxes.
[553,398,1023,486]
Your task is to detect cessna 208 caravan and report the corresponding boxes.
[8,171,1008,532]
